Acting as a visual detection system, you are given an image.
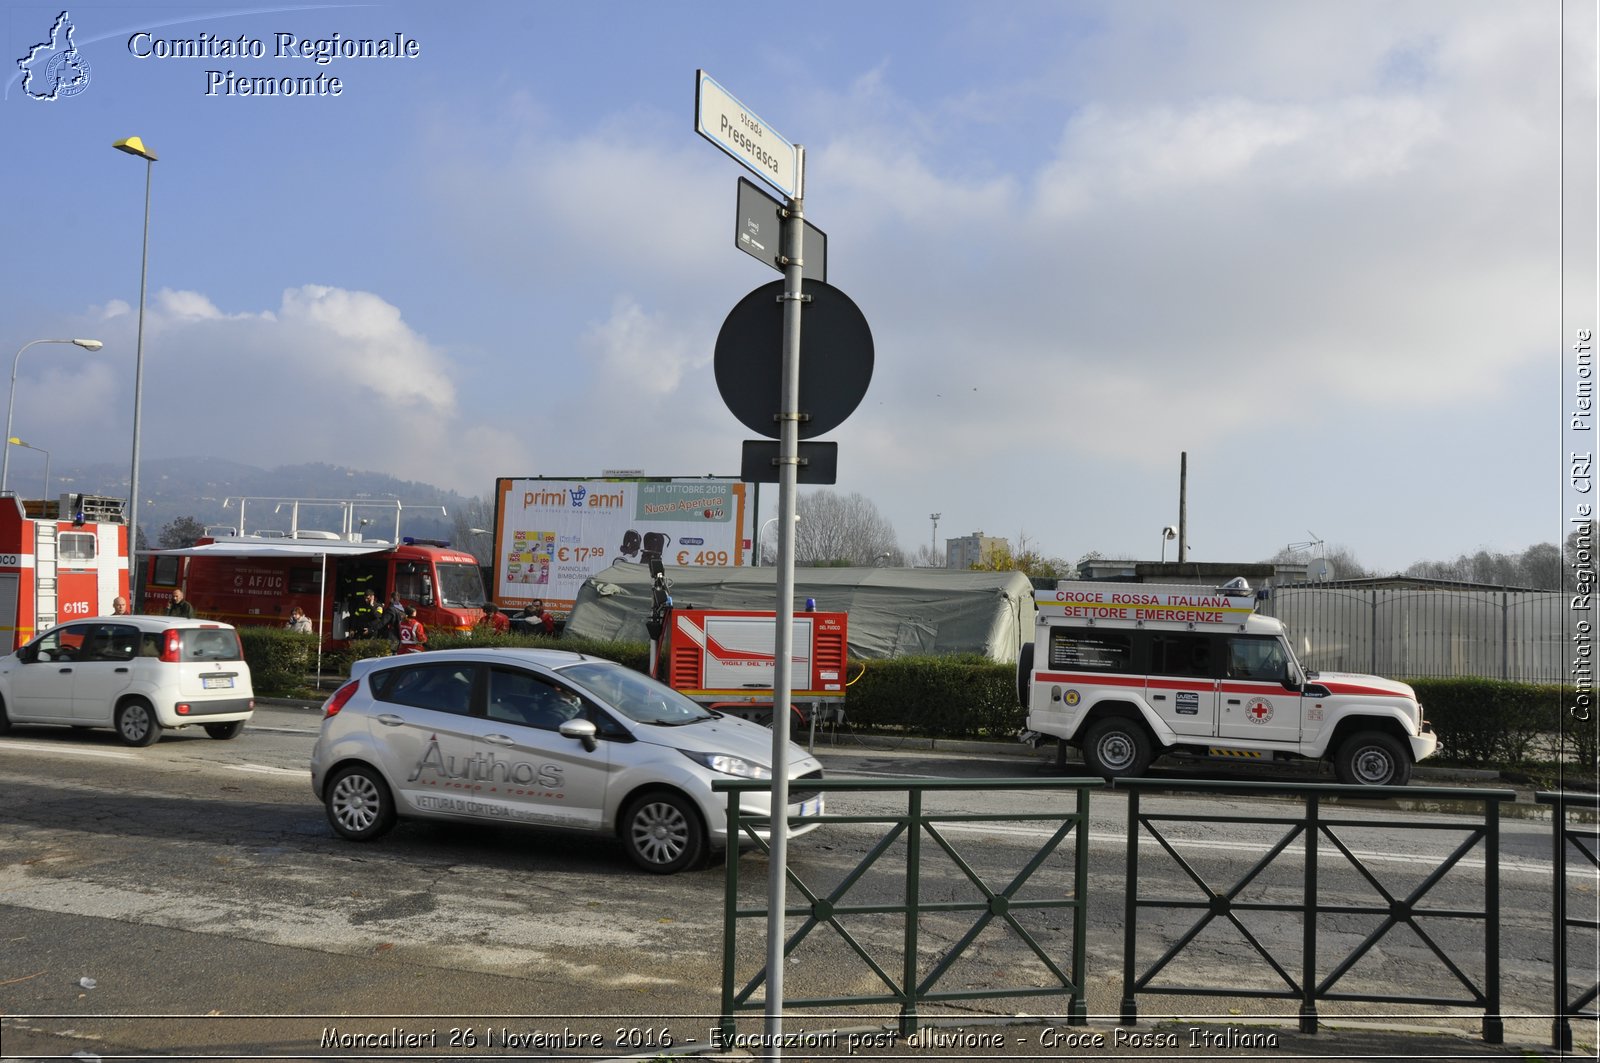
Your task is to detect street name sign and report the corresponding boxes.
[736,177,826,283]
[696,70,801,199]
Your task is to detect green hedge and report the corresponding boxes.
[1409,677,1596,768]
[236,627,320,697]
[843,655,1021,738]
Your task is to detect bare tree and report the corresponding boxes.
[777,490,900,566]
[449,495,498,565]
[1268,544,1372,580]
[1519,542,1562,590]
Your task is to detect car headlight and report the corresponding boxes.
[680,750,772,779]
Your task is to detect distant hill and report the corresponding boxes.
[46,457,479,545]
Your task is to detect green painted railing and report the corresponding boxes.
[1117,779,1514,1044]
[1536,790,1600,1051]
[713,776,1098,1039]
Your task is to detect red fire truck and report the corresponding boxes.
[0,493,130,651]
[639,559,849,727]
[143,533,487,645]
[661,608,849,725]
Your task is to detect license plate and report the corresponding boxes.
[202,676,233,690]
[799,796,823,818]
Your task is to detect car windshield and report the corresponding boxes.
[436,562,486,608]
[558,661,715,725]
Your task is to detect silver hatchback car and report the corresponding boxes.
[309,648,824,874]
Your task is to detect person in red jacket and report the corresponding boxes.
[397,605,428,653]
[478,603,510,635]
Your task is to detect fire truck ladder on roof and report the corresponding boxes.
[34,522,56,632]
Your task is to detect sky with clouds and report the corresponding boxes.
[2,0,1594,574]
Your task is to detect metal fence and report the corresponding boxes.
[1118,779,1510,1044]
[717,777,1522,1045]
[1537,790,1600,1051]
[716,777,1096,1038]
[1263,586,1574,683]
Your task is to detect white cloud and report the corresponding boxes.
[578,297,705,399]
[275,285,455,414]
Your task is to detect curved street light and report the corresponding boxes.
[115,134,157,553]
[3,337,103,495]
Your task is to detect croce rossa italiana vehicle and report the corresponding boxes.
[1018,580,1438,785]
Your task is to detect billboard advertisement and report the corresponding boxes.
[492,477,749,612]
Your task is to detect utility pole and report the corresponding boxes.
[1178,452,1188,563]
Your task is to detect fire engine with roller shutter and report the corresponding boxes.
[0,494,129,650]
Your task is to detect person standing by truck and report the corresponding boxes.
[165,588,194,619]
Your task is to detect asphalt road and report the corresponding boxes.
[0,706,1590,1062]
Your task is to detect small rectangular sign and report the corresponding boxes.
[696,70,801,199]
[736,177,826,283]
[741,440,838,484]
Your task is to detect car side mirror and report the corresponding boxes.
[558,717,599,752]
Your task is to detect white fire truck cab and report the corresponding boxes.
[1019,579,1438,785]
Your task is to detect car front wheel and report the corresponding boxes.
[622,791,706,874]
[115,700,160,747]
[325,765,397,841]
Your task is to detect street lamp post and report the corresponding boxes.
[6,438,50,500]
[114,135,157,551]
[756,514,798,567]
[3,338,103,495]
[1160,525,1177,563]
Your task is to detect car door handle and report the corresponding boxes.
[1151,694,1166,701]
[375,714,406,727]
[1227,698,1242,705]
[58,667,72,674]
[484,734,516,746]
[115,667,130,673]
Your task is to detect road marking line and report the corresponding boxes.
[0,741,136,760]
[226,764,307,777]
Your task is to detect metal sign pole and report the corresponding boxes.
[765,145,805,1056]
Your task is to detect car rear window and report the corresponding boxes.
[370,662,476,716]
[178,627,242,662]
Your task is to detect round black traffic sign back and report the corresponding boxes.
[714,279,873,439]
